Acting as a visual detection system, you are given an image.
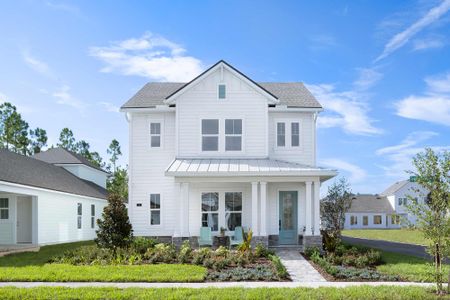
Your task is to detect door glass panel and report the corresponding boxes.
[282,192,294,230]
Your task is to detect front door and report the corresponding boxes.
[279,191,298,245]
[16,197,32,244]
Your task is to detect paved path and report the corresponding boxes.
[0,282,436,289]
[342,236,430,259]
[275,249,326,282]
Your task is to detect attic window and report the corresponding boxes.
[218,84,226,99]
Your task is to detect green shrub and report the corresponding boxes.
[51,245,113,265]
[177,241,193,263]
[131,237,157,255]
[144,243,176,263]
[335,266,399,281]
[214,246,229,257]
[268,254,288,279]
[254,244,273,258]
[237,229,252,253]
[304,246,320,258]
[192,247,212,265]
[207,265,278,281]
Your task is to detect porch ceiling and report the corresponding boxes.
[165,158,337,180]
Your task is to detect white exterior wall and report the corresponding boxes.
[61,165,107,189]
[344,213,390,230]
[392,182,428,224]
[268,112,315,166]
[176,68,268,158]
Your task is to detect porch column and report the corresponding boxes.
[251,182,259,236]
[313,180,321,235]
[32,196,38,244]
[259,182,267,236]
[173,183,182,237]
[305,181,312,235]
[180,182,190,237]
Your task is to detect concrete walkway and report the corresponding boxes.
[275,249,326,282]
[0,282,436,289]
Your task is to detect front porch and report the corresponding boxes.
[166,158,336,249]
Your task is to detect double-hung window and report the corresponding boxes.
[225,192,242,231]
[150,123,161,148]
[202,119,219,151]
[77,203,82,229]
[201,192,219,231]
[277,123,285,147]
[91,205,95,229]
[291,122,300,147]
[0,198,9,220]
[350,215,357,225]
[225,119,242,151]
[150,194,161,225]
[373,215,382,225]
[363,216,368,226]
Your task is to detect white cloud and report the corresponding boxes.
[52,85,86,110]
[89,32,204,82]
[353,68,383,91]
[376,131,448,177]
[321,158,367,183]
[307,83,382,135]
[98,101,119,113]
[395,72,450,126]
[375,0,450,62]
[412,36,445,51]
[22,51,54,78]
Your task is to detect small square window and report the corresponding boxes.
[218,84,226,99]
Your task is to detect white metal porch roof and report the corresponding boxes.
[165,158,337,179]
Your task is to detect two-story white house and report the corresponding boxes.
[121,60,337,248]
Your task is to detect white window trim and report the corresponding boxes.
[363,215,368,226]
[149,193,162,227]
[217,83,227,100]
[0,197,10,221]
[200,189,244,234]
[225,119,243,152]
[77,203,82,230]
[274,119,303,150]
[149,119,164,149]
[350,215,358,226]
[199,118,245,155]
[201,119,220,152]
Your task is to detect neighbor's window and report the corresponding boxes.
[225,192,242,231]
[291,122,300,147]
[202,119,219,151]
[225,119,242,151]
[150,123,161,148]
[277,122,285,147]
[91,204,95,229]
[350,215,357,225]
[150,194,161,225]
[201,192,219,231]
[0,198,9,220]
[77,203,82,229]
[373,215,382,225]
[218,84,226,99]
[363,216,368,226]
[391,215,401,225]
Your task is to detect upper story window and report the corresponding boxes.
[225,119,242,151]
[202,119,219,151]
[150,194,161,225]
[150,123,161,148]
[77,203,82,229]
[277,123,285,147]
[398,197,407,206]
[218,84,226,99]
[0,198,9,219]
[291,122,300,147]
[276,121,301,148]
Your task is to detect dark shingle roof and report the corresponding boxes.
[121,82,322,109]
[33,148,107,173]
[380,180,408,196]
[347,194,395,214]
[0,149,107,199]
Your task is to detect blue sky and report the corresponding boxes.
[0,0,449,194]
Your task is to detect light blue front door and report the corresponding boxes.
[279,191,298,245]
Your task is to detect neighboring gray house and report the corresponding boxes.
[0,148,107,246]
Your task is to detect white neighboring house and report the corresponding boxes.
[344,179,428,230]
[121,60,337,248]
[0,148,108,246]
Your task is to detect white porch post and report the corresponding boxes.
[251,182,259,236]
[313,180,321,235]
[32,196,38,244]
[259,181,267,236]
[305,181,312,236]
[173,183,182,237]
[180,182,190,237]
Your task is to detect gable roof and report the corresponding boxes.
[380,180,408,196]
[0,149,107,199]
[33,148,107,173]
[347,194,395,214]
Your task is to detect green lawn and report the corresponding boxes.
[0,287,446,300]
[0,241,207,282]
[343,229,429,245]
[377,251,450,282]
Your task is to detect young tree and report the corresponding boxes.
[107,167,128,202]
[95,193,133,252]
[107,139,121,172]
[29,127,48,154]
[57,128,77,151]
[320,177,352,251]
[90,151,104,168]
[406,148,450,294]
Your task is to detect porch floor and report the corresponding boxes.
[0,244,40,257]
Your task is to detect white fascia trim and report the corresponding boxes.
[54,163,109,175]
[269,107,323,113]
[165,170,337,178]
[120,106,175,113]
[0,180,108,202]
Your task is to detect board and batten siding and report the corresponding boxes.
[129,112,177,236]
[176,67,268,158]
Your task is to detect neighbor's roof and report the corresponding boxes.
[380,180,408,196]
[122,82,321,109]
[166,158,336,179]
[33,147,107,173]
[0,149,107,199]
[347,194,395,214]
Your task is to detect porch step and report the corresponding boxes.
[269,245,304,252]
